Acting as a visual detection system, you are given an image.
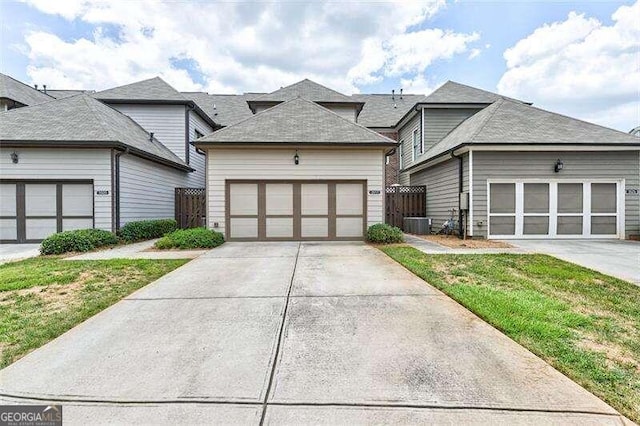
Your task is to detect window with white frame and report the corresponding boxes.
[399,140,404,169]
[412,128,422,161]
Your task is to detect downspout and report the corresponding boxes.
[451,150,464,239]
[114,147,129,231]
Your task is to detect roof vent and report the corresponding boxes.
[149,132,154,142]
[400,88,403,99]
[43,84,47,94]
[34,84,38,90]
[392,89,395,100]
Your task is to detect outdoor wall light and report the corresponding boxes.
[294,151,300,165]
[554,159,564,173]
[10,151,19,164]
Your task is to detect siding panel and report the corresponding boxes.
[119,154,189,226]
[472,151,640,238]
[187,110,213,187]
[207,148,385,236]
[0,148,112,231]
[423,108,480,151]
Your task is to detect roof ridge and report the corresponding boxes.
[468,99,504,143]
[80,95,118,141]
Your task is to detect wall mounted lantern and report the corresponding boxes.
[10,151,19,164]
[554,159,563,173]
[294,151,300,165]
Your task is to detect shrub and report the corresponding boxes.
[40,229,119,255]
[155,227,224,250]
[119,219,177,242]
[366,223,404,244]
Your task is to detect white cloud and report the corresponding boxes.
[18,0,479,95]
[400,74,439,95]
[497,1,640,131]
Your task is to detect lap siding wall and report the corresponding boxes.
[471,151,640,239]
[206,148,385,237]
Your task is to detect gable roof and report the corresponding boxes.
[0,94,191,171]
[93,77,188,103]
[352,93,427,128]
[47,89,95,99]
[417,98,640,164]
[0,73,54,106]
[423,81,526,105]
[249,79,359,105]
[196,97,396,146]
[184,92,254,127]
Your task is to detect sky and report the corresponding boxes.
[0,0,638,131]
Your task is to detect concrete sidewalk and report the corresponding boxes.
[0,242,626,425]
[0,244,40,264]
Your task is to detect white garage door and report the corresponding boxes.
[227,180,366,241]
[488,180,622,239]
[0,181,94,243]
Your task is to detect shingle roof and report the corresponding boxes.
[420,98,640,162]
[423,81,526,104]
[0,73,54,106]
[0,94,190,170]
[93,77,188,102]
[196,97,396,145]
[184,92,254,126]
[46,89,95,99]
[250,79,358,104]
[352,94,427,128]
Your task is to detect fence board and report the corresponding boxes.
[385,186,426,229]
[175,187,206,229]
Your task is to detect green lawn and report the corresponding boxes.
[0,257,188,368]
[380,246,640,422]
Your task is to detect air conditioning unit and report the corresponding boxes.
[403,217,432,235]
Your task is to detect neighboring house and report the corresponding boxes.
[92,77,218,188]
[0,73,54,111]
[0,94,193,243]
[396,82,640,240]
[194,97,396,241]
[631,126,640,137]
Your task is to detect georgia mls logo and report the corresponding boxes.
[0,405,62,426]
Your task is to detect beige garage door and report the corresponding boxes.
[0,180,94,243]
[227,180,366,241]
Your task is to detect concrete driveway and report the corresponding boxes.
[0,242,625,425]
[509,239,640,285]
[0,243,40,264]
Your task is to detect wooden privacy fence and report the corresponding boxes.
[385,185,426,229]
[175,187,206,229]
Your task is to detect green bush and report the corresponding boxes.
[40,229,119,255]
[155,227,224,250]
[366,223,404,244]
[119,219,177,242]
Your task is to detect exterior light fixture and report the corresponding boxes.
[10,152,18,164]
[294,151,300,165]
[554,159,564,173]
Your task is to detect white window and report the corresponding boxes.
[412,128,422,161]
[399,140,404,169]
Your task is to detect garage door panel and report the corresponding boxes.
[229,218,258,238]
[25,184,57,216]
[266,184,293,215]
[490,183,515,214]
[336,217,362,238]
[301,184,328,215]
[591,216,617,235]
[558,183,583,214]
[266,218,293,238]
[26,218,57,240]
[591,183,616,214]
[523,216,549,235]
[557,216,583,235]
[336,184,363,215]
[301,218,328,238]
[523,183,549,213]
[0,184,16,216]
[230,184,258,215]
[63,184,93,216]
[489,216,515,236]
[0,219,17,240]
